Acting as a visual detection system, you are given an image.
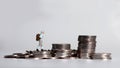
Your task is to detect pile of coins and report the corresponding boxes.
[4,35,112,60]
[4,52,34,59]
[4,50,52,59]
[77,35,96,59]
[51,44,71,59]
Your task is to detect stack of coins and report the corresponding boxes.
[77,35,96,59]
[52,44,71,59]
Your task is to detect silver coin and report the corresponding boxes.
[71,49,77,57]
[4,55,16,58]
[79,49,95,53]
[13,53,23,55]
[12,53,26,58]
[78,35,96,42]
[78,41,96,45]
[92,53,112,60]
[78,44,96,49]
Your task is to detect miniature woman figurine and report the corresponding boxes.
[36,31,44,50]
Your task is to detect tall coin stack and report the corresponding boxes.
[77,35,96,59]
[51,44,71,59]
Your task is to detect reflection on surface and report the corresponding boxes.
[0,57,115,68]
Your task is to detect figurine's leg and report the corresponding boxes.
[36,45,40,50]
[39,40,43,50]
[36,40,40,50]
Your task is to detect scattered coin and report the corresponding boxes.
[92,53,111,60]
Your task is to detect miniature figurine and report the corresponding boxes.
[36,31,44,50]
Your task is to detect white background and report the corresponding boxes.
[0,0,120,68]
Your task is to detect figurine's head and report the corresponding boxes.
[36,34,40,41]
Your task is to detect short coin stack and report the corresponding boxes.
[51,44,71,59]
[77,35,96,59]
